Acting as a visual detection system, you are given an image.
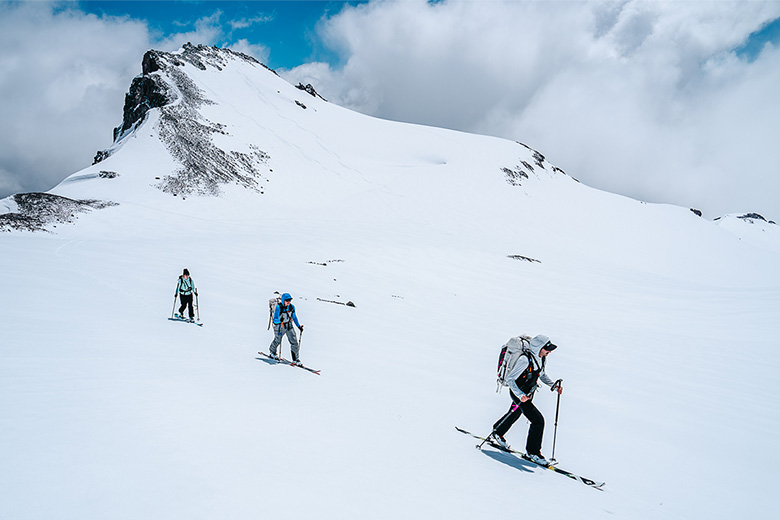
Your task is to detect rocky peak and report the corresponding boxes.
[90,45,274,198]
[103,44,271,150]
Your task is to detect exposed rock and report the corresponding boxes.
[502,166,529,186]
[532,151,546,169]
[316,297,356,307]
[516,142,546,168]
[295,100,307,110]
[308,259,345,266]
[114,73,177,140]
[690,208,702,217]
[93,149,112,165]
[715,213,775,225]
[507,254,541,263]
[0,193,117,233]
[295,83,327,101]
[737,213,767,223]
[98,171,119,179]
[514,141,571,179]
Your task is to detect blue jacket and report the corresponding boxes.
[273,294,301,328]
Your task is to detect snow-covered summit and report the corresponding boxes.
[2,43,578,232]
[714,212,780,253]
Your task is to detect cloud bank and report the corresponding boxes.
[282,0,780,218]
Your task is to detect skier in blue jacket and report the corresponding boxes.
[269,292,304,365]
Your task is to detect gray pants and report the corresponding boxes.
[269,324,300,361]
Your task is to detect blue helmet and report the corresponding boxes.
[281,292,293,302]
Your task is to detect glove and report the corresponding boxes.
[299,325,304,332]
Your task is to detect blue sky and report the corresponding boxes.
[737,14,780,60]
[2,0,780,219]
[76,1,369,70]
[71,0,780,68]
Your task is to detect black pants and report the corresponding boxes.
[492,392,545,455]
[178,293,194,318]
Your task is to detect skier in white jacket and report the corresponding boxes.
[489,334,562,465]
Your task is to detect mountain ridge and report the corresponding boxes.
[1,43,775,248]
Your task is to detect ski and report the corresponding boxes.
[168,316,203,327]
[257,352,321,375]
[455,426,605,489]
[455,426,528,456]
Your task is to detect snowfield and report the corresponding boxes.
[1,45,778,519]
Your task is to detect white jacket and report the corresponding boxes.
[506,334,556,399]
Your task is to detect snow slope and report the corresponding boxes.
[1,45,779,519]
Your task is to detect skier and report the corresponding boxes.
[489,334,562,465]
[269,292,304,366]
[174,268,197,321]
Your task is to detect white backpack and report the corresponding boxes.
[267,292,281,329]
[496,335,532,392]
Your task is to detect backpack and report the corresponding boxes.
[496,335,532,392]
[267,292,282,329]
[269,292,282,316]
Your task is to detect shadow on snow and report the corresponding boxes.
[480,447,535,474]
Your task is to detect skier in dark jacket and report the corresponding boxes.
[269,292,304,365]
[174,268,197,321]
[489,334,562,465]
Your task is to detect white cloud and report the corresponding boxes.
[155,10,225,51]
[285,0,780,218]
[228,39,271,64]
[228,14,274,31]
[0,2,152,197]
[0,3,237,199]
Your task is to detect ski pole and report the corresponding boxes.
[195,292,200,321]
[551,380,563,462]
[480,401,519,451]
[477,432,494,450]
[171,294,178,318]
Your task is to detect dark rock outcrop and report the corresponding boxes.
[0,193,117,233]
[502,166,529,186]
[295,83,327,101]
[113,72,176,140]
[93,149,112,165]
[507,254,541,263]
[737,213,767,223]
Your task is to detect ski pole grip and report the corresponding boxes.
[551,379,563,391]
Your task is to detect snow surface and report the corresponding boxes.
[1,47,779,519]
